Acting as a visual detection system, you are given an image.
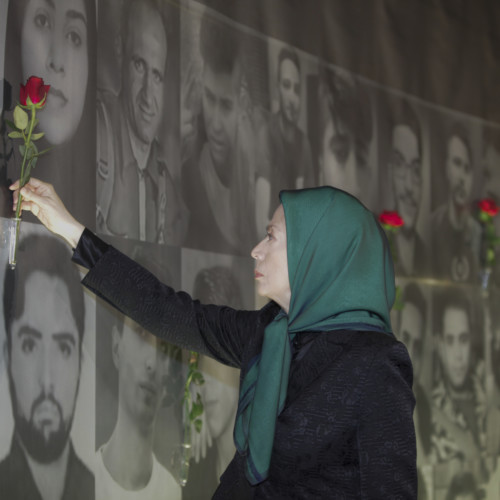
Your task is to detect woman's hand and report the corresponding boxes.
[10,177,85,248]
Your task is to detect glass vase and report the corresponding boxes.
[480,267,492,293]
[8,217,22,269]
[171,442,191,487]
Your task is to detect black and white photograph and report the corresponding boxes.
[95,237,182,500]
[96,0,187,245]
[254,41,316,233]
[0,223,95,499]
[1,0,97,229]
[0,0,9,216]
[378,92,431,277]
[1,1,500,498]
[180,247,253,499]
[394,281,433,466]
[429,112,483,284]
[309,64,378,212]
[431,285,488,464]
[481,124,500,287]
[180,1,258,256]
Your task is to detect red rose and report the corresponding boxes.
[379,210,404,228]
[478,198,499,217]
[19,76,50,106]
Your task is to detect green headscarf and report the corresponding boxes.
[234,186,395,485]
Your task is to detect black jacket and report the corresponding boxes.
[0,436,94,500]
[75,230,417,499]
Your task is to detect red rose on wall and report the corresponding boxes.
[20,76,50,107]
[378,210,405,310]
[378,210,404,228]
[477,198,500,271]
[478,198,500,217]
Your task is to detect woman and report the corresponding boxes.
[3,0,96,227]
[11,177,417,498]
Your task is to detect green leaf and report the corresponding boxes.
[13,106,29,130]
[31,132,45,141]
[487,248,496,265]
[189,402,204,420]
[28,142,38,156]
[5,119,18,131]
[392,285,405,311]
[194,419,203,433]
[35,146,53,156]
[8,131,23,139]
[191,372,205,385]
[19,144,26,157]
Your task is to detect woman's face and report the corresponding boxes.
[251,205,291,312]
[21,0,89,145]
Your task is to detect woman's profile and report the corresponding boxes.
[12,178,418,498]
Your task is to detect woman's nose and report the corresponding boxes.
[251,240,264,260]
[47,37,65,74]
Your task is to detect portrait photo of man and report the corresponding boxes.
[179,246,254,498]
[255,44,314,231]
[0,232,94,500]
[181,4,257,256]
[96,0,186,244]
[314,65,376,211]
[430,121,481,283]
[95,312,181,500]
[385,98,428,277]
[431,287,485,466]
[94,240,182,500]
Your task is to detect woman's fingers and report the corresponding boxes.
[8,177,84,248]
[19,199,40,217]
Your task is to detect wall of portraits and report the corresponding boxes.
[1,0,500,498]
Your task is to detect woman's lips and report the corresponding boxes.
[254,271,263,279]
[47,87,68,107]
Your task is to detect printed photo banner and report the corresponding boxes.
[0,0,500,499]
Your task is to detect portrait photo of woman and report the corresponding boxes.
[3,0,96,228]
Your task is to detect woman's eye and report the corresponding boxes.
[67,30,82,48]
[34,13,50,30]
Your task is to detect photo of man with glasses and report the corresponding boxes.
[387,98,427,276]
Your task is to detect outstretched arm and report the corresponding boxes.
[10,177,85,248]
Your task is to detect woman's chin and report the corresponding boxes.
[39,113,80,146]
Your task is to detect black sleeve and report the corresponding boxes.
[80,242,260,368]
[71,228,110,269]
